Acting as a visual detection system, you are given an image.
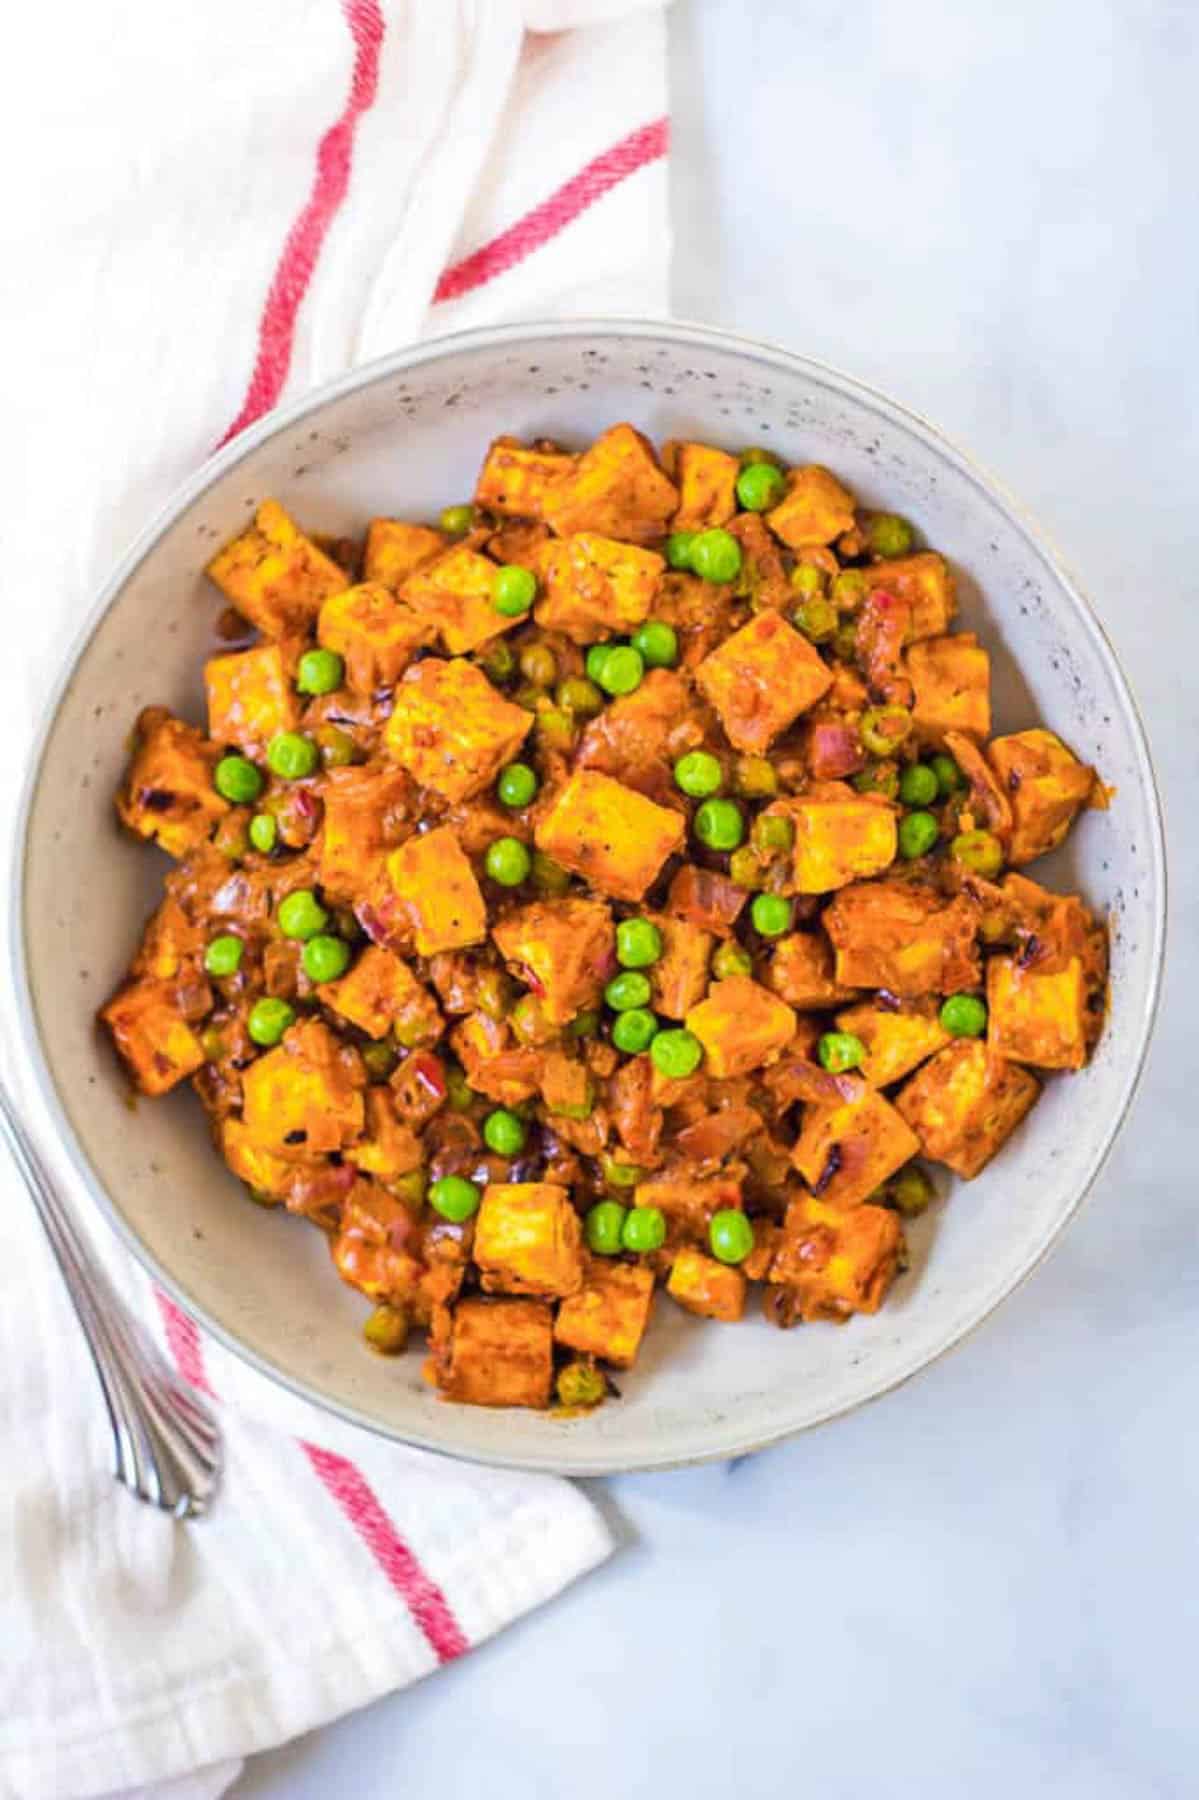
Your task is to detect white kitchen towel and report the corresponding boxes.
[0,3,670,1797]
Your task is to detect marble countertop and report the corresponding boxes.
[238,4,1195,1793]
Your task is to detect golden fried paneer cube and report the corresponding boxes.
[863,552,956,641]
[387,825,487,955]
[318,582,429,693]
[100,978,206,1096]
[401,544,515,655]
[765,464,856,548]
[665,439,739,530]
[206,499,348,637]
[987,729,1095,865]
[833,1001,951,1087]
[555,1258,656,1367]
[205,642,299,754]
[241,1019,365,1159]
[896,1039,1039,1178]
[219,1116,305,1201]
[823,879,981,997]
[535,532,664,644]
[363,519,446,590]
[789,790,898,893]
[906,632,991,742]
[116,710,228,859]
[344,1088,423,1181]
[696,611,832,752]
[645,911,713,1019]
[986,955,1088,1070]
[686,975,797,1078]
[474,1182,584,1299]
[667,1246,746,1322]
[491,896,614,1024]
[322,944,441,1043]
[450,1012,543,1105]
[792,1084,921,1208]
[769,1195,902,1321]
[542,423,679,545]
[427,1297,554,1408]
[475,436,577,519]
[767,930,858,1009]
[534,769,685,902]
[317,764,414,901]
[384,657,531,803]
[577,669,701,785]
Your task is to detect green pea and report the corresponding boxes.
[868,513,914,558]
[832,569,868,611]
[601,1155,647,1189]
[621,1205,666,1253]
[751,892,793,937]
[818,1030,866,1073]
[361,1040,399,1082]
[899,763,940,807]
[689,528,743,584]
[674,749,724,798]
[492,563,536,616]
[611,1008,658,1054]
[363,1303,409,1355]
[832,622,860,662]
[277,889,329,941]
[859,705,913,758]
[665,530,697,571]
[793,596,838,643]
[616,918,663,969]
[930,752,963,796]
[853,763,900,800]
[428,1174,481,1222]
[556,1361,607,1408]
[496,762,538,809]
[483,1108,527,1155]
[568,1008,601,1039]
[736,461,786,512]
[694,798,744,851]
[751,812,794,855]
[303,934,351,983]
[585,1199,627,1255]
[315,724,355,768]
[247,997,295,1047]
[214,754,263,804]
[485,836,532,887]
[530,849,571,895]
[480,639,516,682]
[709,1208,754,1265]
[790,562,826,598]
[605,970,652,1012]
[649,1028,703,1080]
[440,503,474,537]
[296,648,344,695]
[248,812,278,854]
[939,993,988,1038]
[596,646,644,697]
[733,755,778,798]
[951,829,1004,878]
[556,675,605,717]
[445,1064,475,1111]
[585,644,614,684]
[898,811,939,859]
[712,941,753,980]
[267,732,318,780]
[520,643,558,689]
[891,1164,935,1217]
[632,620,679,668]
[728,846,764,890]
[204,934,244,978]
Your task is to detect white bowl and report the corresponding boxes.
[13,320,1166,1473]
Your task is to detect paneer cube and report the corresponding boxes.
[986,955,1088,1070]
[822,879,981,997]
[667,1247,746,1322]
[206,499,348,637]
[362,519,446,590]
[665,439,739,530]
[100,978,206,1095]
[542,423,679,544]
[535,532,664,643]
[696,611,832,752]
[863,552,956,641]
[473,1182,584,1298]
[767,930,857,1009]
[240,1019,365,1159]
[686,975,797,1078]
[449,1012,543,1105]
[475,436,577,519]
[895,1039,1039,1178]
[322,945,441,1043]
[317,764,414,901]
[833,1001,951,1087]
[491,896,614,1024]
[318,582,429,692]
[646,911,713,1019]
[387,825,487,955]
[219,1116,305,1201]
[426,1297,554,1408]
[383,657,531,803]
[204,642,299,753]
[906,632,991,742]
[765,464,856,548]
[987,729,1095,865]
[577,670,701,787]
[131,896,206,982]
[402,545,514,655]
[116,710,228,859]
[792,1085,921,1208]
[769,1195,902,1321]
[554,1258,656,1367]
[344,1088,423,1181]
[788,790,898,893]
[539,1049,595,1120]
[633,1169,743,1240]
[534,769,685,902]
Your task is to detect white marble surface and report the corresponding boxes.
[237,3,1196,1793]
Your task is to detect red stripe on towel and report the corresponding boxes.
[153,1289,216,1398]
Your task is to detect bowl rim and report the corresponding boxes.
[10,316,1168,1473]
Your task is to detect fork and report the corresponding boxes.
[0,1082,222,1518]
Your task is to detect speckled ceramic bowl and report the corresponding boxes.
[13,321,1166,1473]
